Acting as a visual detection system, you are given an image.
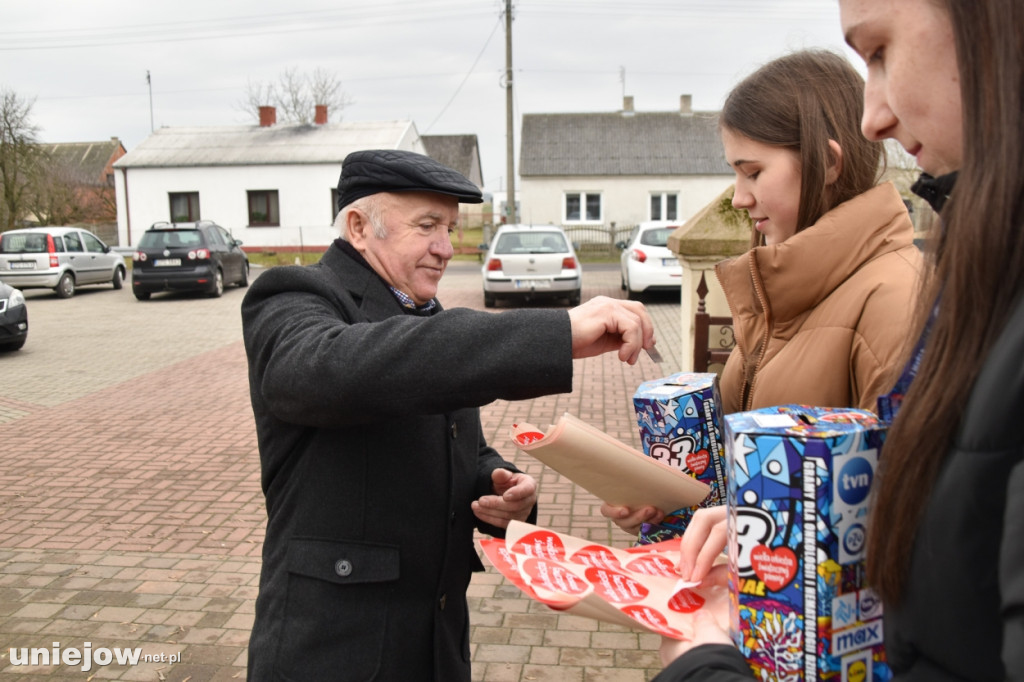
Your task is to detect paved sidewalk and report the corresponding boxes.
[0,261,684,681]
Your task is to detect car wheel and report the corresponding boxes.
[133,288,151,301]
[483,292,496,308]
[620,272,627,291]
[207,268,225,298]
[238,262,250,288]
[112,266,125,290]
[55,272,75,299]
[568,290,581,306]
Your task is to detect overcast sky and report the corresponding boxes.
[2,0,853,192]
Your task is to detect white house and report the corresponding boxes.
[112,107,425,250]
[518,96,733,231]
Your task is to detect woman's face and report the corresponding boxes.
[840,0,963,177]
[722,128,803,246]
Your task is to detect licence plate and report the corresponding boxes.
[154,259,181,267]
[661,259,677,267]
[514,279,551,289]
[9,261,35,270]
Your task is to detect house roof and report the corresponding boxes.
[520,111,728,177]
[36,138,125,185]
[421,135,483,187]
[113,120,418,169]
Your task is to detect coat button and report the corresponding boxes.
[335,559,353,577]
[450,422,458,439]
[439,593,447,610]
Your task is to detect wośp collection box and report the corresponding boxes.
[724,405,891,681]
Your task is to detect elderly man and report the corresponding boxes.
[242,149,656,681]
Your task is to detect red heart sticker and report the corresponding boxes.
[667,588,706,613]
[624,553,677,578]
[750,544,798,591]
[620,605,686,639]
[514,430,546,446]
[685,449,710,475]
[570,545,623,571]
[522,557,588,595]
[584,567,649,604]
[511,530,566,561]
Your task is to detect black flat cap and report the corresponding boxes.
[337,149,483,211]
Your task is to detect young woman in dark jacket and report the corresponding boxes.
[656,0,1024,679]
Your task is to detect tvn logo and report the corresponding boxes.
[834,620,884,657]
[837,456,874,506]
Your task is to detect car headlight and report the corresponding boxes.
[8,289,25,308]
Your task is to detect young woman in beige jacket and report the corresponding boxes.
[717,50,923,414]
[603,50,923,541]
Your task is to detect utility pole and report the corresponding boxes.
[146,71,154,132]
[504,0,517,224]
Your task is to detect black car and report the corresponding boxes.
[0,281,28,351]
[132,221,249,300]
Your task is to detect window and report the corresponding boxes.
[650,192,679,221]
[169,192,200,222]
[82,232,106,253]
[248,190,280,227]
[331,188,340,222]
[564,191,602,223]
[64,231,83,252]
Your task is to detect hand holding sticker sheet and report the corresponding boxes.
[480,520,729,639]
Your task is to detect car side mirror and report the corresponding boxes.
[233,239,244,247]
[615,241,626,250]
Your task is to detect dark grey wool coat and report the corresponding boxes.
[242,241,573,681]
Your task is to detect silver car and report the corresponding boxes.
[0,227,127,298]
[481,224,582,307]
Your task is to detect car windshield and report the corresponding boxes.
[0,233,48,253]
[139,230,203,249]
[494,231,568,255]
[639,228,674,247]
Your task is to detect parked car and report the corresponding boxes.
[131,221,249,300]
[0,226,126,298]
[618,221,683,299]
[481,224,582,307]
[0,281,28,351]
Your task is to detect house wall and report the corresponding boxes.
[518,174,733,228]
[116,164,345,248]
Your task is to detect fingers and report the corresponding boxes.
[568,296,656,364]
[678,506,728,582]
[600,503,664,535]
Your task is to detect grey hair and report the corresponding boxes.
[335,194,389,241]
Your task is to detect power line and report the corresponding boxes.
[423,14,504,133]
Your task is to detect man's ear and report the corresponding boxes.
[825,139,844,186]
[345,208,370,251]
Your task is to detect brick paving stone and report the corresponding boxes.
[0,263,683,681]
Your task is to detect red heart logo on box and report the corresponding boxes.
[750,544,797,591]
[685,449,710,475]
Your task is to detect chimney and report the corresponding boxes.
[622,95,635,117]
[314,104,328,125]
[679,94,693,115]
[259,106,276,127]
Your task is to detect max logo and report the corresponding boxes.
[650,435,709,475]
[838,457,873,505]
[833,621,883,656]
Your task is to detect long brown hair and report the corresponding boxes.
[866,0,1024,602]
[720,50,885,248]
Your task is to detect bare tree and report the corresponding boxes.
[239,68,354,124]
[0,88,43,231]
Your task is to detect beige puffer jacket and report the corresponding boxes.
[716,182,925,414]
